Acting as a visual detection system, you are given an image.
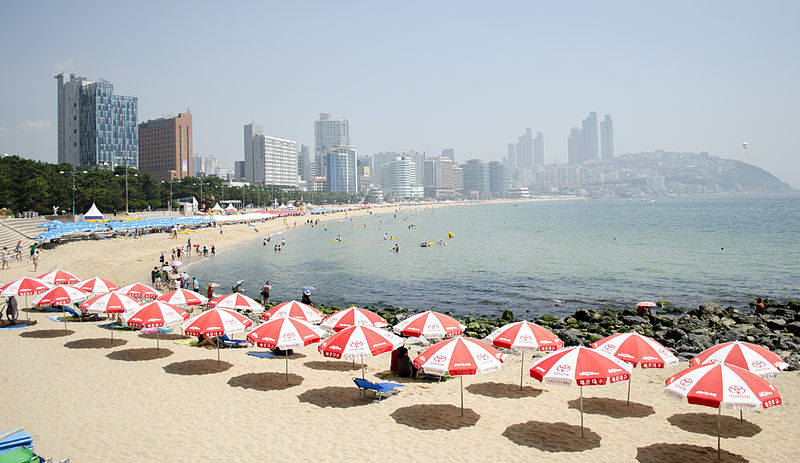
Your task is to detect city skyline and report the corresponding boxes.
[1,2,798,187]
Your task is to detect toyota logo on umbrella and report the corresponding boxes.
[477,353,489,361]
[434,355,447,363]
[556,364,571,373]
[350,341,363,348]
[603,343,615,350]
[751,360,766,369]
[283,332,296,339]
[519,335,532,342]
[679,377,693,387]
[427,323,440,330]
[728,385,746,395]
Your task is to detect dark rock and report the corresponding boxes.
[574,309,592,322]
[673,333,713,354]
[663,328,686,341]
[500,309,514,322]
[558,328,583,347]
[621,315,649,326]
[786,322,800,336]
[766,319,787,330]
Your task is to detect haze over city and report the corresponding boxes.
[1,1,798,187]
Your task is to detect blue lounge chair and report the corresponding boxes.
[353,377,404,401]
[219,334,248,348]
[63,306,98,321]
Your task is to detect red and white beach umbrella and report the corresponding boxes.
[318,325,403,377]
[413,337,506,415]
[1,277,52,320]
[590,332,678,405]
[32,285,89,333]
[80,291,143,344]
[247,317,326,379]
[207,293,264,313]
[122,300,190,352]
[261,300,324,323]
[530,346,633,437]
[320,306,388,332]
[117,282,162,300]
[156,288,209,307]
[33,285,89,307]
[665,362,783,458]
[689,341,789,379]
[181,308,254,365]
[0,277,51,297]
[487,321,564,389]
[37,270,80,285]
[73,276,118,295]
[392,310,465,339]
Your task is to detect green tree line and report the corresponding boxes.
[0,155,359,216]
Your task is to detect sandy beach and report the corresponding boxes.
[1,201,798,462]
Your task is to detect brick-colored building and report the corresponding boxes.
[138,113,193,181]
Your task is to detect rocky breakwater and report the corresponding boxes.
[533,299,800,369]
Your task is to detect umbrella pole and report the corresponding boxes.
[717,406,721,460]
[110,323,114,346]
[580,385,584,438]
[217,339,221,367]
[156,329,160,354]
[63,306,67,333]
[285,350,289,381]
[739,409,743,424]
[361,359,365,379]
[627,373,632,406]
[25,296,29,321]
[520,352,524,390]
[460,376,464,416]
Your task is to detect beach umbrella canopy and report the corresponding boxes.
[486,321,564,389]
[32,285,89,307]
[530,346,633,437]
[318,325,403,378]
[156,288,209,307]
[207,293,264,313]
[665,362,783,459]
[590,332,679,405]
[181,308,254,365]
[412,337,506,415]
[117,282,162,299]
[261,300,324,323]
[392,310,465,339]
[247,317,326,379]
[80,291,143,314]
[689,341,789,379]
[122,300,190,352]
[637,301,657,308]
[320,306,388,332]
[0,278,51,297]
[36,270,80,285]
[73,276,119,295]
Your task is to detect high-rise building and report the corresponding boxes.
[138,113,193,181]
[243,123,263,183]
[405,150,426,185]
[506,143,517,169]
[297,144,311,181]
[441,148,455,161]
[254,134,299,188]
[515,128,533,168]
[314,113,350,177]
[56,73,138,168]
[371,151,400,189]
[382,156,423,199]
[488,161,508,195]
[324,147,357,193]
[462,159,489,195]
[534,132,544,167]
[234,161,245,181]
[357,155,372,193]
[452,166,464,191]
[600,114,614,160]
[568,112,599,165]
[422,157,455,199]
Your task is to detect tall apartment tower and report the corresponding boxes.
[314,113,350,177]
[515,128,534,167]
[600,114,614,160]
[243,123,263,183]
[534,132,544,167]
[441,148,455,161]
[56,73,138,168]
[582,112,599,162]
[324,147,357,193]
[506,143,516,169]
[138,113,193,181]
[297,144,311,181]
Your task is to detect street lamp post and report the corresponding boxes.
[124,156,129,214]
[59,168,88,215]
[162,179,175,214]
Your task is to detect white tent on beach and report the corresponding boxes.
[225,203,237,213]
[210,203,224,213]
[83,203,104,220]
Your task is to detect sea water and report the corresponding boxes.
[190,194,800,318]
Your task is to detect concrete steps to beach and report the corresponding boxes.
[0,217,47,257]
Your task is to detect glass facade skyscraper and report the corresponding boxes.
[79,80,138,168]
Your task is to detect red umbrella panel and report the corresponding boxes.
[261,300,324,323]
[32,285,89,333]
[206,293,264,313]
[37,270,80,285]
[117,282,162,300]
[72,276,119,295]
[246,318,326,379]
[320,306,388,332]
[689,341,789,379]
[318,325,403,378]
[392,310,465,339]
[0,277,52,320]
[122,301,190,352]
[181,308,254,365]
[486,321,564,389]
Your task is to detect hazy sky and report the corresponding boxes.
[1,1,798,187]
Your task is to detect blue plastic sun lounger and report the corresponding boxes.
[353,377,404,400]
[219,334,248,348]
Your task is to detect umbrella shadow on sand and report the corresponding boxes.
[667,413,761,438]
[303,360,359,372]
[636,443,749,463]
[163,359,233,375]
[391,404,480,430]
[20,329,74,339]
[64,338,128,349]
[466,382,544,399]
[298,386,371,408]
[107,348,174,361]
[139,333,190,341]
[502,421,601,452]
[566,397,655,418]
[228,372,303,391]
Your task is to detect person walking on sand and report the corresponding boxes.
[1,247,8,270]
[15,240,22,260]
[32,249,40,272]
